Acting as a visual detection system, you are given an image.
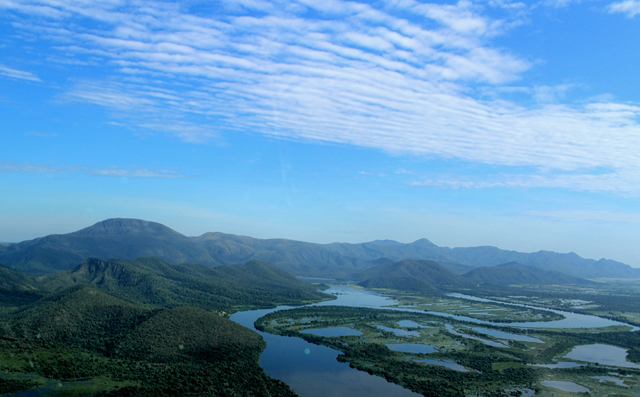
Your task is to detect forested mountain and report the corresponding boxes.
[0,282,299,396]
[38,257,330,312]
[0,256,331,396]
[0,219,218,275]
[0,263,44,306]
[1,218,637,278]
[355,259,474,292]
[462,262,595,286]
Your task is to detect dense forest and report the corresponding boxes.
[0,257,333,396]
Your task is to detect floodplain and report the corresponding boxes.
[256,283,640,396]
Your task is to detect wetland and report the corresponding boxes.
[249,284,640,397]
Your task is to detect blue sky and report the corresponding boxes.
[2,0,640,267]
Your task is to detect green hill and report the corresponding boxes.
[0,284,297,396]
[39,257,331,312]
[462,262,596,286]
[115,306,262,363]
[5,284,153,351]
[0,219,218,275]
[356,259,473,291]
[0,263,43,307]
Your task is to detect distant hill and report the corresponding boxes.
[438,262,477,275]
[0,263,38,291]
[39,257,331,312]
[0,219,218,274]
[356,259,473,291]
[1,218,638,279]
[462,262,596,286]
[0,263,43,306]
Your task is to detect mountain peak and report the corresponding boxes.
[366,239,402,246]
[72,218,184,237]
[410,238,436,247]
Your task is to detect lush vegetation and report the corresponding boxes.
[355,259,474,292]
[462,262,595,286]
[0,257,334,396]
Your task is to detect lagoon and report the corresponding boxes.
[564,344,640,369]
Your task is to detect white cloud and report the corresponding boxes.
[524,209,640,223]
[410,169,640,195]
[0,161,187,178]
[608,0,640,17]
[2,0,640,193]
[0,64,41,81]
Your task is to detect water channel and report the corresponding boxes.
[230,285,638,397]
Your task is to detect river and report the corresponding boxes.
[230,285,637,396]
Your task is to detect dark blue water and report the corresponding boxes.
[231,307,421,397]
[301,326,363,337]
[386,343,437,354]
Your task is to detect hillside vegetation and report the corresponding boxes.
[38,257,329,312]
[0,257,332,396]
[355,259,474,292]
[462,262,597,286]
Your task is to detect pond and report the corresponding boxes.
[375,325,420,337]
[471,327,544,343]
[397,320,428,328]
[414,358,468,372]
[528,362,585,369]
[590,376,628,387]
[445,324,508,348]
[386,343,438,354]
[301,327,363,337]
[541,380,590,393]
[564,344,640,369]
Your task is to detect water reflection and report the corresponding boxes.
[375,325,420,337]
[386,343,437,354]
[414,358,468,372]
[447,293,635,329]
[541,380,590,393]
[471,327,544,343]
[231,306,421,397]
[231,286,637,397]
[301,327,363,337]
[445,324,507,348]
[564,344,640,369]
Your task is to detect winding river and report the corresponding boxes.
[230,285,637,396]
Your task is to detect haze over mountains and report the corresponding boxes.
[0,218,637,281]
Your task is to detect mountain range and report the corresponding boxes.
[1,218,638,280]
